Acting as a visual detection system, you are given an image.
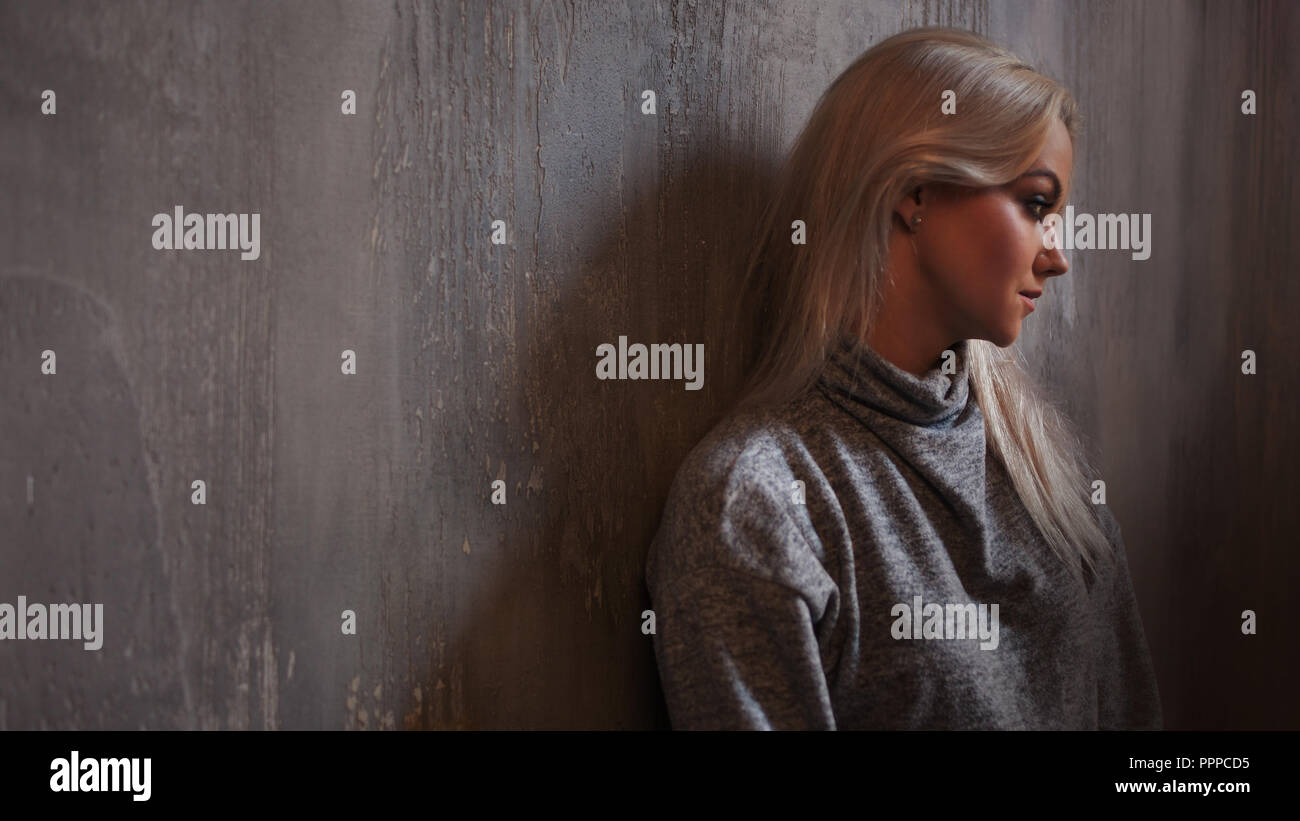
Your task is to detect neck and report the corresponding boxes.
[865,290,961,377]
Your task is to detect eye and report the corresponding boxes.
[1024,196,1055,220]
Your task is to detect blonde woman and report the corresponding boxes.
[645,27,1162,730]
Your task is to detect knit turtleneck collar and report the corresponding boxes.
[814,331,988,537]
[817,333,972,428]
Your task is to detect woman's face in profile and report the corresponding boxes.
[912,118,1074,347]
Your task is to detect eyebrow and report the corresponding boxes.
[1021,169,1063,201]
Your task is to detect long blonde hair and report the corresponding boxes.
[732,27,1113,582]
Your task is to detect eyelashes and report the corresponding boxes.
[1025,196,1057,220]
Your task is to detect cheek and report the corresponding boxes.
[969,201,1032,281]
[930,199,1029,296]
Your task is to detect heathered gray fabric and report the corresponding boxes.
[645,332,1163,730]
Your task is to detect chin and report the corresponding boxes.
[985,326,1020,347]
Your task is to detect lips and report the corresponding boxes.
[1019,289,1043,299]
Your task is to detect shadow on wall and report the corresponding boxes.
[432,145,784,728]
[0,272,186,729]
[0,152,785,729]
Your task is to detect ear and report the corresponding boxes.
[894,185,925,229]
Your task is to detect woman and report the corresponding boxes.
[644,27,1163,730]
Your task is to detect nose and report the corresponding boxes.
[1035,219,1070,279]
[1035,244,1069,279]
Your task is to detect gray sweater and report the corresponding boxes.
[645,334,1163,730]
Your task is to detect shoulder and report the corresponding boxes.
[675,405,810,502]
[647,401,827,589]
[1086,503,1140,600]
[1092,503,1126,557]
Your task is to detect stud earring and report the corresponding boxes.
[911,214,923,228]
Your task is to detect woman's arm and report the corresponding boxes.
[651,562,837,730]
[645,424,840,730]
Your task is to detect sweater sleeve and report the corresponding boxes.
[644,420,840,730]
[1094,507,1164,729]
[650,563,837,730]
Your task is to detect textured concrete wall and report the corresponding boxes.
[0,0,1295,729]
